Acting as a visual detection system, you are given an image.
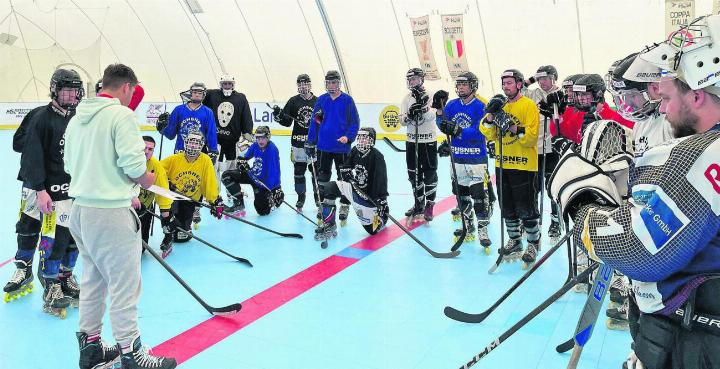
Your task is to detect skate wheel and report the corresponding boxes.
[59,308,67,319]
[193,223,200,230]
[340,220,347,227]
[320,241,328,249]
[483,247,491,255]
[3,293,10,303]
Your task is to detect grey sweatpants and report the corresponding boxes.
[69,204,142,347]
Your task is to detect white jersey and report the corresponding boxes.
[399,89,437,143]
[526,86,559,154]
[632,112,674,157]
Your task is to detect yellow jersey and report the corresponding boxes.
[479,95,539,171]
[138,157,173,211]
[161,153,219,203]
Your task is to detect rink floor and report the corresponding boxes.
[0,131,631,369]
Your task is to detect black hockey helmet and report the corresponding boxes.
[562,74,583,106]
[50,68,84,110]
[356,127,376,154]
[610,53,659,121]
[611,53,647,92]
[455,71,479,98]
[325,70,341,81]
[535,65,558,81]
[297,74,311,84]
[501,69,524,83]
[406,67,425,89]
[573,74,606,111]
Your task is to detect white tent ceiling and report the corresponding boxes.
[0,0,715,103]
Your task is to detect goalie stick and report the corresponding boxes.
[444,232,571,323]
[142,240,242,316]
[457,263,599,369]
[146,185,303,239]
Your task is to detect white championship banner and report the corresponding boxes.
[441,13,470,79]
[410,15,441,81]
[665,0,695,37]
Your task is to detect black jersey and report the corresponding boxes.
[277,94,318,148]
[203,89,253,143]
[20,104,73,200]
[347,147,388,201]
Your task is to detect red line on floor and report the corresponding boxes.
[152,196,458,364]
[0,258,14,269]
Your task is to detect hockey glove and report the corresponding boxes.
[339,165,355,183]
[492,111,513,134]
[548,150,622,221]
[431,90,449,109]
[545,90,565,112]
[376,197,389,220]
[210,197,225,219]
[485,94,507,116]
[486,140,496,159]
[272,105,283,123]
[439,119,462,137]
[271,188,284,208]
[236,159,251,173]
[409,102,425,121]
[304,142,317,159]
[551,135,575,155]
[438,141,452,157]
[160,214,182,234]
[156,112,169,133]
[538,100,553,118]
[208,150,219,165]
[313,109,324,125]
[236,136,252,153]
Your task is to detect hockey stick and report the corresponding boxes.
[444,231,571,323]
[438,99,468,251]
[383,137,406,152]
[539,115,548,229]
[150,99,169,238]
[457,262,599,369]
[557,262,614,360]
[406,114,423,227]
[488,125,507,274]
[348,182,459,259]
[246,171,328,248]
[146,212,252,266]
[141,240,242,316]
[146,185,303,239]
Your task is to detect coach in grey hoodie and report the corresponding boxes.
[65,64,177,368]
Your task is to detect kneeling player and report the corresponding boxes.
[316,128,389,240]
[161,132,224,242]
[221,126,284,216]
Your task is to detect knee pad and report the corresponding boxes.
[319,181,340,201]
[317,170,331,184]
[16,213,41,237]
[457,184,470,197]
[458,195,473,216]
[473,198,490,221]
[635,315,676,369]
[254,194,272,216]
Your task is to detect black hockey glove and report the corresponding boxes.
[409,102,425,120]
[538,100,553,118]
[376,198,389,220]
[271,188,284,208]
[156,112,169,133]
[545,90,565,110]
[272,105,283,123]
[304,142,317,159]
[339,165,355,183]
[493,111,512,134]
[485,94,507,116]
[210,197,225,219]
[486,140,496,159]
[431,90,449,109]
[551,135,575,155]
[438,141,451,157]
[160,214,182,234]
[439,119,462,137]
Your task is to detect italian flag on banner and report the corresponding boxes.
[441,14,469,79]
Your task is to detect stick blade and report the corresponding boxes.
[488,254,503,274]
[444,306,488,323]
[209,303,243,316]
[431,249,461,259]
[556,337,575,353]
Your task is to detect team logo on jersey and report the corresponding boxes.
[632,186,689,254]
[379,105,401,132]
[217,102,234,128]
[297,106,314,129]
[353,164,369,189]
[252,158,264,178]
[451,112,472,129]
[175,171,201,198]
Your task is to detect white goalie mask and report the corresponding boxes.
[219,74,235,97]
[217,101,234,128]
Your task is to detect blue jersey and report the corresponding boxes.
[307,92,360,154]
[162,103,218,153]
[241,141,281,190]
[437,97,488,165]
[575,129,720,314]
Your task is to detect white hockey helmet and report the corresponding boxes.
[219,74,235,97]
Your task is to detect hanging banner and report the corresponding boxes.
[409,15,441,80]
[665,0,695,37]
[441,13,470,79]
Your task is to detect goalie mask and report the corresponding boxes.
[219,74,235,97]
[406,68,425,89]
[455,71,478,99]
[355,127,376,155]
[610,53,660,121]
[325,70,342,94]
[297,74,312,97]
[183,131,205,159]
[572,74,605,112]
[51,69,84,113]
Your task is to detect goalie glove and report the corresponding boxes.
[548,150,623,221]
[551,135,576,155]
[210,197,225,219]
[438,141,451,157]
[156,112,169,133]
